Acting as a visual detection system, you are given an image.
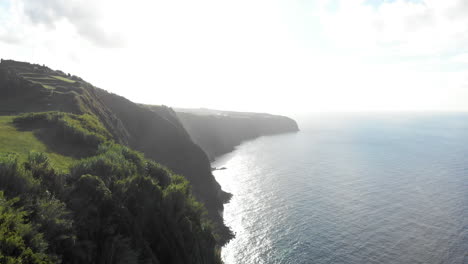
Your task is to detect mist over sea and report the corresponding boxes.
[213,113,468,264]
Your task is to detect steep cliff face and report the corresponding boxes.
[93,92,233,243]
[0,59,232,244]
[176,108,299,161]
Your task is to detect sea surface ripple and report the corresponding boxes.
[213,113,468,264]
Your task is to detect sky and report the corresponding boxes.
[1,0,468,114]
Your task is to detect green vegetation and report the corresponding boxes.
[0,191,54,264]
[0,111,222,263]
[19,73,75,90]
[0,60,232,262]
[20,73,75,84]
[14,111,113,151]
[0,116,74,171]
[50,75,75,83]
[26,80,56,90]
[22,76,55,80]
[0,144,221,263]
[41,84,55,90]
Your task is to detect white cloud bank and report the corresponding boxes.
[1,0,468,114]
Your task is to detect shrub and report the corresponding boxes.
[0,141,221,263]
[0,153,39,197]
[0,191,53,264]
[25,151,65,197]
[13,111,112,150]
[146,161,172,188]
[70,144,141,186]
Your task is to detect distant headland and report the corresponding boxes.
[174,107,299,161]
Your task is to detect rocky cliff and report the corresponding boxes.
[0,59,232,245]
[175,108,299,161]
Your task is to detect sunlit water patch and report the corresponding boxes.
[213,113,468,264]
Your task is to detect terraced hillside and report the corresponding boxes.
[0,60,131,144]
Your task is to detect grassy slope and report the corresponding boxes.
[50,75,75,83]
[20,72,76,89]
[0,116,75,171]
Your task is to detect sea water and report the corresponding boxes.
[213,113,468,264]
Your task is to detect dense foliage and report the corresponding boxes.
[0,191,54,264]
[1,60,234,247]
[13,112,112,150]
[0,144,222,263]
[0,59,235,262]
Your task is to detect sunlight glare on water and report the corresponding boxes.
[213,113,468,264]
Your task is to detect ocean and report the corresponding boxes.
[212,113,468,264]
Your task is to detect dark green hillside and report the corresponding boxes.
[92,91,233,244]
[176,108,299,161]
[0,103,222,262]
[0,59,233,246]
[0,142,222,263]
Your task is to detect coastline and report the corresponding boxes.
[210,130,300,252]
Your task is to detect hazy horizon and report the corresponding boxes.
[1,0,468,114]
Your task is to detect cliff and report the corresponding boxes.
[0,59,232,263]
[91,92,232,243]
[175,108,299,161]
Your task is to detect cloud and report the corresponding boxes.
[320,0,468,59]
[1,0,468,112]
[22,0,91,26]
[445,0,468,19]
[0,4,24,44]
[451,53,468,64]
[19,0,124,47]
[0,33,23,44]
